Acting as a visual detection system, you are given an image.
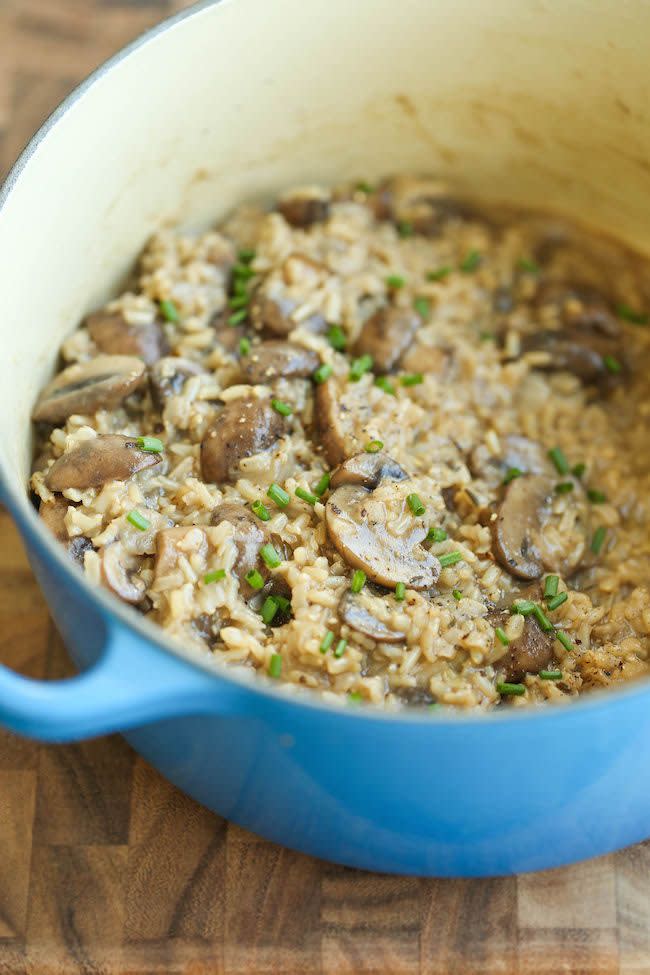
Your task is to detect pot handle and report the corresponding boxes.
[0,629,243,743]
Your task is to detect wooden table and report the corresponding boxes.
[1,4,650,972]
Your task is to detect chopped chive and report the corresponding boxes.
[555,481,574,494]
[334,638,348,658]
[245,568,265,590]
[232,262,255,280]
[327,325,347,351]
[238,248,256,263]
[603,354,622,374]
[386,274,406,289]
[503,467,523,485]
[260,543,282,569]
[374,375,396,396]
[517,257,539,274]
[314,473,331,497]
[429,702,442,711]
[452,589,463,601]
[460,250,481,272]
[239,337,251,356]
[548,446,570,475]
[511,599,536,616]
[495,627,510,646]
[229,293,250,309]
[547,592,568,611]
[228,308,248,326]
[617,303,648,325]
[320,630,334,653]
[271,398,292,417]
[268,653,283,678]
[587,488,607,504]
[591,525,607,554]
[351,570,367,593]
[355,180,374,194]
[544,574,559,599]
[313,363,333,384]
[349,354,373,381]
[479,331,495,342]
[273,595,291,613]
[532,603,553,632]
[365,439,384,453]
[136,436,164,453]
[232,277,249,297]
[267,483,290,508]
[427,526,448,543]
[413,296,431,318]
[204,569,226,584]
[159,299,179,323]
[295,487,319,506]
[394,582,406,601]
[251,499,271,522]
[540,669,563,680]
[397,220,413,238]
[497,682,526,696]
[439,551,462,568]
[401,373,424,387]
[126,510,150,531]
[407,493,426,516]
[556,630,574,653]
[427,266,451,282]
[261,596,279,625]
[572,462,586,478]
[348,691,363,703]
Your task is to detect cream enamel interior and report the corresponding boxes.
[1,0,650,492]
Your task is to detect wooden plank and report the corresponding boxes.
[616,843,650,975]
[0,771,37,940]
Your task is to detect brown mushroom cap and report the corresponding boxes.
[277,190,330,228]
[38,496,94,566]
[314,379,351,467]
[241,341,320,385]
[86,310,168,365]
[330,451,408,490]
[469,435,552,490]
[149,356,206,410]
[45,435,162,492]
[325,483,440,590]
[102,543,146,604]
[520,329,623,384]
[534,281,620,335]
[210,502,272,595]
[372,176,476,234]
[339,589,406,643]
[250,294,297,336]
[200,397,286,484]
[210,309,248,352]
[355,306,420,373]
[32,355,146,423]
[489,607,556,681]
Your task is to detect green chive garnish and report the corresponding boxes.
[495,627,510,645]
[273,595,291,614]
[544,575,559,599]
[327,325,347,351]
[136,436,164,453]
[532,604,553,632]
[547,592,568,611]
[160,299,179,323]
[271,398,292,417]
[334,638,348,658]
[539,669,563,680]
[511,599,536,616]
[238,248,256,263]
[401,373,423,387]
[268,653,283,678]
[439,551,462,568]
[617,303,648,325]
[460,250,481,273]
[479,331,495,342]
[603,354,622,374]
[261,596,279,625]
[365,439,384,453]
[229,293,249,309]
[503,467,523,485]
[555,481,574,494]
[228,308,248,326]
[497,682,526,696]
[314,473,331,497]
[386,274,405,289]
[250,501,270,523]
[452,589,462,601]
[591,525,607,554]
[239,337,251,356]
[587,489,607,504]
[572,462,586,478]
[397,220,413,238]
[267,483,290,508]
[427,527,448,543]
[232,263,255,280]
[126,510,150,531]
[313,363,333,384]
[351,570,366,593]
[204,569,226,584]
[320,631,334,654]
[260,543,282,569]
[295,487,319,506]
[427,266,451,282]
[414,297,431,318]
[548,446,570,475]
[348,691,363,703]
[517,257,539,273]
[356,181,374,194]
[556,630,574,653]
[349,354,373,381]
[374,376,396,396]
[407,493,425,516]
[245,569,265,590]
[394,582,406,601]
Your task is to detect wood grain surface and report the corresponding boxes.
[1,2,650,972]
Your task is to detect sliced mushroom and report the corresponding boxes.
[86,310,168,365]
[520,329,623,384]
[326,483,440,590]
[535,281,620,335]
[469,435,552,490]
[149,356,206,410]
[210,503,271,595]
[210,309,248,352]
[201,397,286,484]
[250,294,297,336]
[102,543,146,604]
[396,686,437,707]
[330,451,408,490]
[277,189,330,228]
[32,355,146,424]
[373,176,476,234]
[491,473,589,579]
[241,341,320,384]
[314,380,350,467]
[39,496,92,565]
[355,307,420,373]
[489,608,556,682]
[340,589,406,643]
[45,435,162,492]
